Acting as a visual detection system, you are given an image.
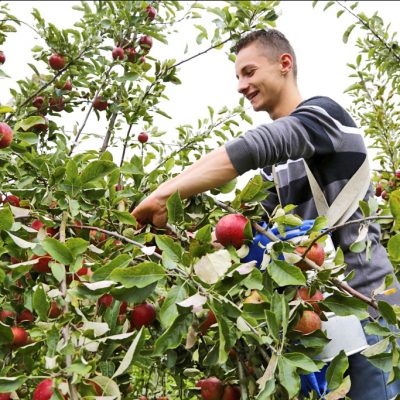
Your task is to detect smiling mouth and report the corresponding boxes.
[247,92,258,102]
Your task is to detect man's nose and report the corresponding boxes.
[237,78,248,94]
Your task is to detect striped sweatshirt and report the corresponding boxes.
[225,96,400,314]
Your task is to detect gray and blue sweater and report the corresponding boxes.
[225,96,400,313]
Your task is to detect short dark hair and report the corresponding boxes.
[234,29,298,79]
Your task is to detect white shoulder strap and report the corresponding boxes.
[303,157,370,227]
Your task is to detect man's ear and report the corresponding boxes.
[280,53,293,75]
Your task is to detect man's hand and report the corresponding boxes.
[131,193,168,228]
[131,146,238,228]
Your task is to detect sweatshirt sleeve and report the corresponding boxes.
[225,115,315,175]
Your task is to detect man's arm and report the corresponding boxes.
[131,146,238,227]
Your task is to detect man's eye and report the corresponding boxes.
[247,70,255,76]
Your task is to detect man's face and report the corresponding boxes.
[235,42,285,116]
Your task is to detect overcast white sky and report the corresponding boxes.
[1,1,399,186]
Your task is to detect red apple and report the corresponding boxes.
[130,303,156,329]
[200,377,224,400]
[2,194,20,207]
[138,132,148,143]
[296,287,324,314]
[222,385,241,400]
[17,309,34,323]
[0,122,13,149]
[0,309,15,323]
[215,214,249,249]
[49,54,66,70]
[0,51,5,65]
[375,183,383,197]
[49,96,64,112]
[48,302,62,318]
[32,379,66,400]
[395,170,400,179]
[126,47,137,62]
[295,243,325,271]
[199,310,217,335]
[0,393,10,400]
[138,396,148,400]
[139,35,153,50]
[63,79,72,91]
[382,190,389,200]
[294,310,321,334]
[89,229,107,244]
[112,47,125,60]
[11,326,29,347]
[145,5,157,21]
[33,96,46,109]
[31,254,52,273]
[139,56,146,64]
[98,294,114,308]
[92,96,108,111]
[31,219,57,236]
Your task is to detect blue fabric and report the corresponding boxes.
[240,219,315,267]
[300,365,329,398]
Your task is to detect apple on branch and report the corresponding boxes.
[294,310,321,334]
[295,242,325,271]
[0,122,14,149]
[92,96,108,111]
[112,47,125,60]
[0,51,5,65]
[48,53,66,70]
[215,213,249,249]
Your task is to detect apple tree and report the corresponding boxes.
[0,1,400,399]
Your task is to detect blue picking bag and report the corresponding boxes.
[240,219,315,268]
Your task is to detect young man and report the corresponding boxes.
[132,30,400,399]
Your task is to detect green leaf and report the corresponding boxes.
[343,23,356,44]
[0,106,15,114]
[326,350,349,390]
[113,328,144,378]
[364,322,392,337]
[389,190,400,228]
[33,284,50,321]
[155,235,183,261]
[66,238,88,257]
[111,210,137,226]
[387,233,400,261]
[110,262,165,288]
[0,207,14,230]
[195,224,212,243]
[15,116,46,131]
[42,238,73,265]
[160,285,188,328]
[154,313,192,355]
[325,375,351,400]
[307,216,328,233]
[269,260,306,286]
[50,262,65,283]
[361,337,390,357]
[323,292,369,320]
[93,254,132,281]
[239,175,264,202]
[278,356,300,398]
[81,161,117,184]
[284,352,320,373]
[166,191,184,225]
[0,322,13,344]
[377,301,397,325]
[0,377,27,393]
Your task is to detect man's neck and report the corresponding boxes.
[270,86,303,120]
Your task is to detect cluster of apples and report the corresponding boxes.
[375,169,400,200]
[215,213,325,335]
[196,377,240,400]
